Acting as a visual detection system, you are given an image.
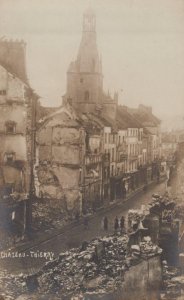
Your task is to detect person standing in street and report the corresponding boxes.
[114,216,119,233]
[103,216,108,231]
[83,216,89,230]
[120,216,125,233]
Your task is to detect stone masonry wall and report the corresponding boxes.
[37,110,85,214]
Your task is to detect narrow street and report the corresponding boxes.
[0,181,166,275]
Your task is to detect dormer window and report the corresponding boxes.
[5,121,16,134]
[0,90,6,96]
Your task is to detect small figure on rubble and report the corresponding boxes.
[120,216,125,233]
[114,216,119,233]
[103,216,108,231]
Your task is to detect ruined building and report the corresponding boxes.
[36,105,85,214]
[0,39,38,244]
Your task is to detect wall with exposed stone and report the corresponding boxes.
[37,109,85,214]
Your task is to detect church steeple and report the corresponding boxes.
[77,7,100,74]
[66,7,103,113]
[83,7,96,33]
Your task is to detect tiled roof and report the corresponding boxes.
[76,112,117,133]
[116,106,142,129]
[128,106,161,127]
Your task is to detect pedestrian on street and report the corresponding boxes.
[103,216,108,231]
[114,216,119,233]
[75,211,80,223]
[122,185,126,200]
[120,216,125,233]
[83,216,89,230]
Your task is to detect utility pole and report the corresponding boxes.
[26,90,38,232]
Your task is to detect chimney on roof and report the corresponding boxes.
[0,39,28,84]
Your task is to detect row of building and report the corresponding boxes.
[0,8,164,243]
[36,102,162,215]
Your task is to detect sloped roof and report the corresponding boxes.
[92,113,117,129]
[76,112,116,134]
[128,106,161,127]
[116,106,142,129]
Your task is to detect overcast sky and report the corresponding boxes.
[0,0,184,119]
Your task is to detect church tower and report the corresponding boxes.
[66,7,103,113]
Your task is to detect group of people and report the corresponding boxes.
[102,215,125,233]
[83,215,125,233]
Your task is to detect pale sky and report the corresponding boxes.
[0,0,184,120]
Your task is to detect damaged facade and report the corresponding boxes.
[0,39,38,245]
[36,105,85,215]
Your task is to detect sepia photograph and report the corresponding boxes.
[0,0,184,299]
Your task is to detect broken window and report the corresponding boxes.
[5,121,16,134]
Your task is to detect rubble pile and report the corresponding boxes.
[32,235,129,299]
[32,201,68,230]
[139,236,162,258]
[0,270,26,300]
[0,230,163,300]
[127,209,144,231]
[0,235,130,299]
[129,235,162,260]
[15,233,161,300]
[150,194,176,210]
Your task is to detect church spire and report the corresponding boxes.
[66,7,103,113]
[77,7,100,74]
[83,7,96,33]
